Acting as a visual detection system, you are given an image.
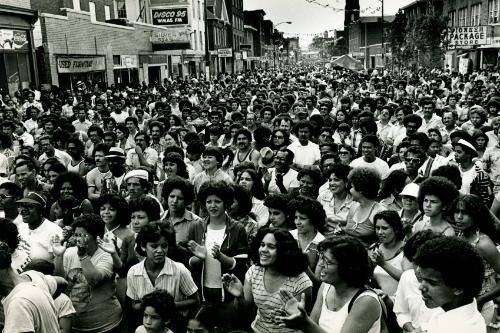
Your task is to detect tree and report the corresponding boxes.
[387,10,411,70]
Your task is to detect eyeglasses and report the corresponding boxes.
[0,194,13,201]
[339,151,349,155]
[319,252,337,268]
[405,157,421,165]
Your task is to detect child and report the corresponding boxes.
[187,305,219,333]
[136,290,176,333]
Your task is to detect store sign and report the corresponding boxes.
[448,26,487,46]
[57,56,106,73]
[218,48,233,58]
[121,55,138,68]
[151,29,190,45]
[242,51,248,60]
[0,29,28,50]
[151,8,188,26]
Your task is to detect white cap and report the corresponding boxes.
[400,183,419,198]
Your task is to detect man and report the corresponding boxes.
[486,116,500,148]
[61,95,74,119]
[192,147,233,193]
[393,114,423,151]
[317,153,337,196]
[350,135,390,180]
[124,169,163,213]
[264,148,300,195]
[16,192,62,263]
[103,131,117,149]
[453,139,491,204]
[125,116,139,145]
[441,109,460,145]
[414,237,485,333]
[277,115,298,142]
[21,92,43,117]
[126,131,158,169]
[418,97,444,134]
[87,143,112,201]
[231,128,260,174]
[104,147,128,197]
[72,105,92,135]
[0,227,61,333]
[403,146,427,182]
[85,125,104,158]
[38,135,71,167]
[287,121,321,169]
[13,121,34,147]
[15,160,47,198]
[149,121,166,155]
[110,100,128,124]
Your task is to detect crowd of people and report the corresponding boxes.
[0,64,499,333]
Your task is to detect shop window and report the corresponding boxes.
[113,55,121,66]
[116,0,127,19]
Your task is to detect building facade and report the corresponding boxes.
[0,2,38,95]
[32,0,206,89]
[206,0,231,74]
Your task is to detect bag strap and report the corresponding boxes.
[347,287,368,313]
[347,286,389,322]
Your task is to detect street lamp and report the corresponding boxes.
[274,21,291,70]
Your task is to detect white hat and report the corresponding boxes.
[124,169,149,182]
[400,183,419,198]
[453,139,478,157]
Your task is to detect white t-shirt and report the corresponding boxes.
[17,219,62,263]
[267,168,300,194]
[460,166,477,194]
[204,226,226,288]
[287,141,321,166]
[350,157,390,179]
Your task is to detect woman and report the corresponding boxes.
[318,164,355,237]
[52,214,122,333]
[165,131,180,147]
[399,183,421,232]
[187,181,248,303]
[289,196,326,274]
[66,137,86,176]
[98,194,133,249]
[228,184,259,245]
[103,117,116,132]
[295,169,323,199]
[344,168,386,248]
[276,236,381,333]
[156,152,190,200]
[412,176,458,236]
[222,227,313,333]
[50,171,94,222]
[369,210,405,299]
[338,144,356,166]
[237,168,269,226]
[161,176,201,246]
[378,170,409,212]
[98,196,162,278]
[126,222,199,324]
[271,129,291,153]
[452,194,500,324]
[472,129,489,159]
[336,109,348,126]
[263,193,295,230]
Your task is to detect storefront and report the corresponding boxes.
[0,5,38,95]
[56,55,107,89]
[113,55,139,86]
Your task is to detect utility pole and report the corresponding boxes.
[204,0,210,79]
[381,0,384,67]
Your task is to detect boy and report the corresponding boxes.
[135,290,176,333]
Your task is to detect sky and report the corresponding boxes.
[244,0,415,48]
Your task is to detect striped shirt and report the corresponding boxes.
[126,257,198,304]
[246,265,312,333]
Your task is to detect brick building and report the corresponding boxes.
[32,0,206,89]
[244,9,266,68]
[348,15,394,69]
[443,0,495,71]
[206,0,231,73]
[0,2,38,95]
[227,0,244,72]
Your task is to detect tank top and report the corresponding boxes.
[67,159,84,173]
[345,202,379,247]
[318,284,381,333]
[233,148,254,166]
[471,234,497,296]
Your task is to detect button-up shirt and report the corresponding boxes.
[163,209,202,244]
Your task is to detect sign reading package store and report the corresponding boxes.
[57,56,106,73]
[0,29,28,50]
[448,26,487,46]
[151,8,188,26]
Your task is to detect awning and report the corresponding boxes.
[331,54,364,70]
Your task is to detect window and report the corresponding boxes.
[193,2,196,19]
[105,5,111,20]
[116,0,127,19]
[448,10,456,26]
[194,31,197,50]
[89,2,96,21]
[458,7,467,26]
[490,0,500,23]
[72,0,81,11]
[200,31,203,50]
[198,0,201,20]
[470,3,482,25]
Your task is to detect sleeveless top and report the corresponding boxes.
[67,159,84,173]
[345,202,380,247]
[233,148,254,166]
[471,234,497,296]
[318,284,381,333]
